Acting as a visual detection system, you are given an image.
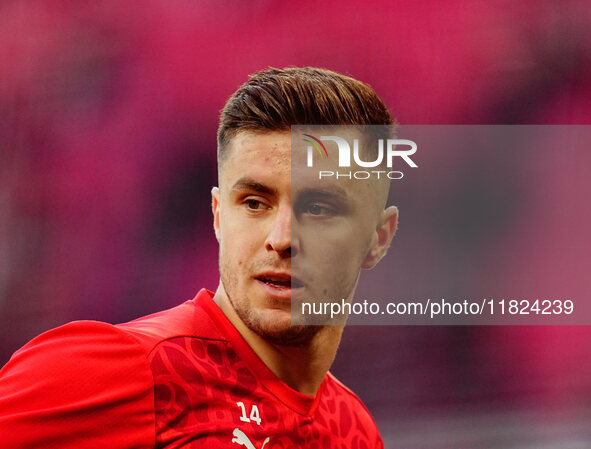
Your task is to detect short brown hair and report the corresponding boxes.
[217,67,393,163]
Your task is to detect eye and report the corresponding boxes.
[306,203,334,216]
[244,199,268,211]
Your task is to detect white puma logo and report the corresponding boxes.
[231,428,270,449]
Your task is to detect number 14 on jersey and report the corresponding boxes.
[236,402,262,426]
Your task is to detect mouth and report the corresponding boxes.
[255,272,304,290]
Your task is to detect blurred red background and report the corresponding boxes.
[1,1,591,447]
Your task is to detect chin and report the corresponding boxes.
[247,309,321,347]
[257,324,321,347]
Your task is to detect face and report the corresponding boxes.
[212,131,396,346]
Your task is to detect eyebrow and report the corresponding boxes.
[295,185,349,202]
[230,177,277,196]
[230,177,350,202]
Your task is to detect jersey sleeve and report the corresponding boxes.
[0,321,155,449]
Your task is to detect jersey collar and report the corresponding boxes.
[196,289,327,416]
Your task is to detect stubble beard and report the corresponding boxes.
[219,257,322,347]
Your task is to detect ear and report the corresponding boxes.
[211,187,221,242]
[361,206,398,269]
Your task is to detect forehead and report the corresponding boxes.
[225,132,291,168]
[219,131,291,188]
[220,131,380,210]
[290,128,379,202]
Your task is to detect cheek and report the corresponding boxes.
[302,221,371,256]
[301,234,367,276]
[219,222,261,264]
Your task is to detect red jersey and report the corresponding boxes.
[0,289,384,448]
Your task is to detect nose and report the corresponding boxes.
[265,205,297,257]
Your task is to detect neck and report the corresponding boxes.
[213,285,344,397]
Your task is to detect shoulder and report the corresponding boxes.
[3,319,152,380]
[322,372,384,447]
[0,320,155,448]
[116,289,225,353]
[1,289,222,395]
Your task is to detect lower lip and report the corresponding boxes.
[255,279,299,300]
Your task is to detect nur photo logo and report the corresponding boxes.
[302,133,418,180]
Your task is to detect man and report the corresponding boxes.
[0,67,398,448]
